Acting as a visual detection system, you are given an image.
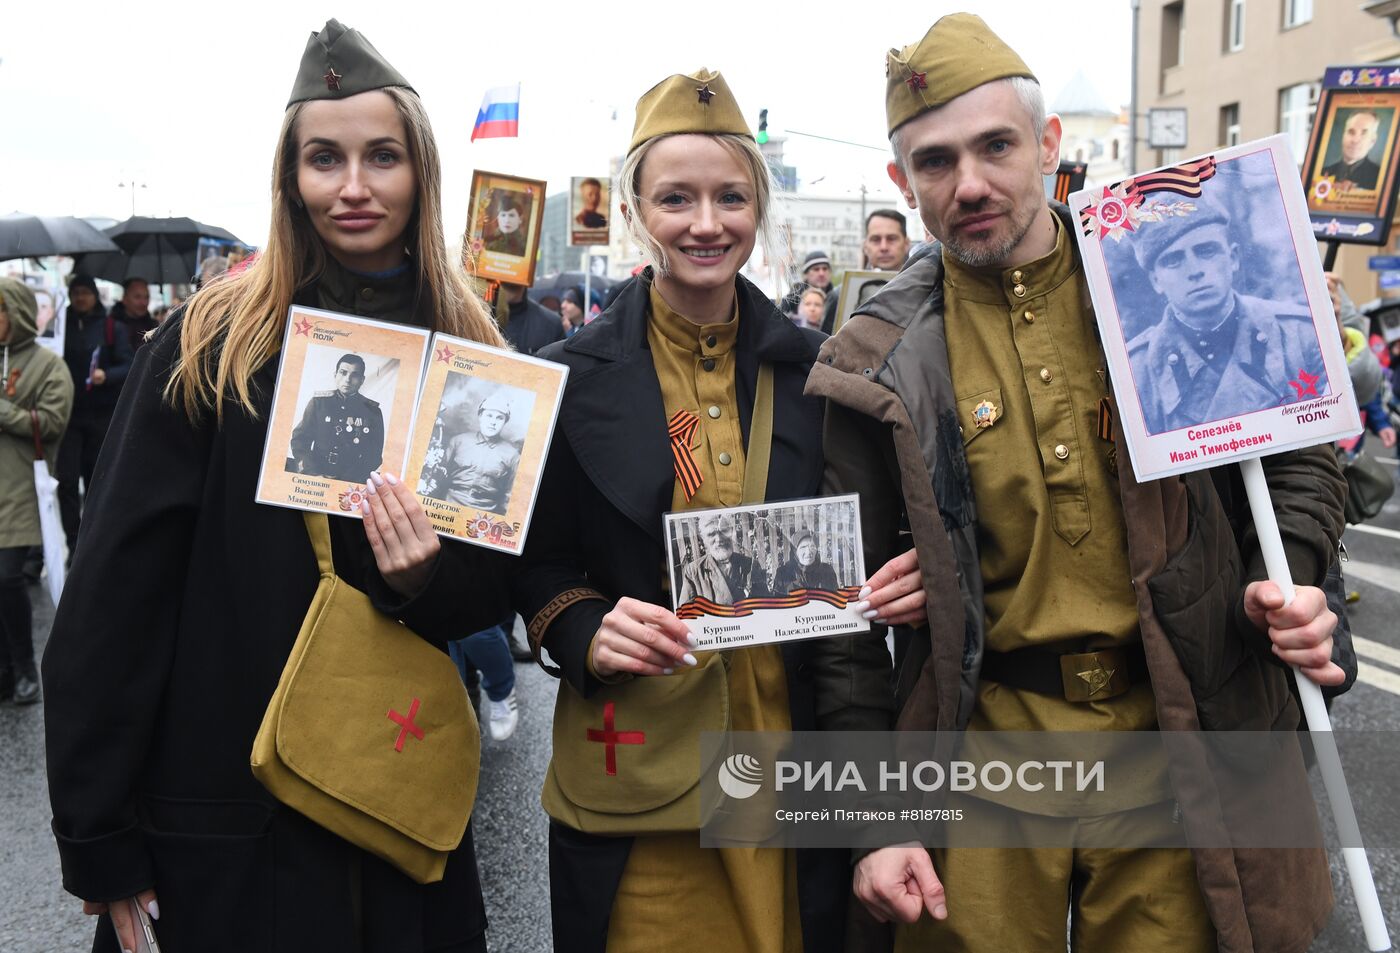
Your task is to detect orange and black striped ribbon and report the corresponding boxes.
[668,409,703,500]
[1097,396,1115,441]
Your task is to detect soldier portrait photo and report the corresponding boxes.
[483,189,532,258]
[419,372,534,515]
[1319,106,1394,192]
[1102,153,1330,435]
[284,346,397,482]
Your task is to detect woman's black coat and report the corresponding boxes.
[43,270,510,953]
[514,272,893,953]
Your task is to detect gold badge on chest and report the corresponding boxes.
[972,399,1000,429]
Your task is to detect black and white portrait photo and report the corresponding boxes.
[419,372,536,515]
[667,497,863,608]
[284,346,398,483]
[1097,152,1329,436]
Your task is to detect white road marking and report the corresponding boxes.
[1357,661,1400,697]
[1346,523,1400,543]
[1354,636,1400,672]
[1338,558,1400,593]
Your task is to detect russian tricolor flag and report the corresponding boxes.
[472,84,520,141]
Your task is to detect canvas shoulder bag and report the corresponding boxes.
[542,364,774,834]
[251,513,480,883]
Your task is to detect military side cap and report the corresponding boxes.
[886,13,1036,135]
[287,19,414,107]
[1132,197,1231,271]
[629,69,752,153]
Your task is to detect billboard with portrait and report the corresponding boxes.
[1302,66,1400,246]
[1070,135,1359,482]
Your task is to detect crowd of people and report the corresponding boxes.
[0,10,1388,953]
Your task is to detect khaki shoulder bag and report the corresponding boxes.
[251,513,480,883]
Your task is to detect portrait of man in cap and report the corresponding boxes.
[1320,107,1390,191]
[287,350,386,482]
[482,189,533,258]
[1122,188,1328,435]
[573,177,608,230]
[422,375,533,515]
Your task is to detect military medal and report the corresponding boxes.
[972,400,1000,429]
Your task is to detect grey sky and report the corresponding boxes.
[0,1,1130,251]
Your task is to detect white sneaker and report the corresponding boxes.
[487,689,519,742]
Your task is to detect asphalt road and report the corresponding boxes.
[4,449,1400,951]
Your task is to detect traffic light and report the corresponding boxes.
[758,108,769,145]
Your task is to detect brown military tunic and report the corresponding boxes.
[896,220,1212,953]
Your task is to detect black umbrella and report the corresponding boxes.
[0,212,120,261]
[72,216,245,285]
[528,270,617,310]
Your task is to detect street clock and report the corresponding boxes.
[1147,107,1188,149]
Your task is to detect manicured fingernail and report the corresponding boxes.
[875,617,888,625]
[147,900,160,920]
[862,609,879,620]
[859,586,872,600]
[123,948,133,953]
[683,653,698,666]
[663,668,675,675]
[385,472,399,485]
[852,600,870,613]
[686,633,700,647]
[370,471,385,486]
[366,479,377,496]
[934,903,947,919]
[360,500,371,515]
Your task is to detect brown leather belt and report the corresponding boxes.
[979,644,1148,703]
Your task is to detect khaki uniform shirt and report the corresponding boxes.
[941,219,1155,738]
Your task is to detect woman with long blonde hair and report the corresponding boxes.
[43,20,507,953]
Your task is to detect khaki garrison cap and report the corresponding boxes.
[629,69,753,153]
[287,19,415,107]
[886,13,1036,135]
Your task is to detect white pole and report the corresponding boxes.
[1239,456,1391,951]
[583,246,592,324]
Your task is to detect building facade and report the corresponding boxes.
[1136,0,1400,297]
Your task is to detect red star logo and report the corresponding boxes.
[324,68,342,91]
[293,317,313,337]
[435,344,454,364]
[1290,369,1321,399]
[696,84,715,105]
[906,71,928,92]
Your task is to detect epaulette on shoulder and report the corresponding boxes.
[314,389,334,397]
[361,396,380,408]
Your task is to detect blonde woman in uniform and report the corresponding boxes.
[514,69,924,953]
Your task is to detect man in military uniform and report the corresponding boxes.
[287,352,384,482]
[444,389,519,513]
[1127,199,1328,435]
[677,514,768,606]
[1321,109,1382,191]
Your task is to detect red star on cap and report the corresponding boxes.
[906,71,928,92]
[324,68,342,91]
[696,84,715,105]
[1290,369,1321,399]
[293,317,313,337]
[435,344,454,364]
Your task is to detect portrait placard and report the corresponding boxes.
[832,270,892,335]
[568,175,611,247]
[1302,66,1400,245]
[256,307,430,516]
[664,495,869,651]
[407,335,567,555]
[1070,135,1359,482]
[463,170,547,287]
